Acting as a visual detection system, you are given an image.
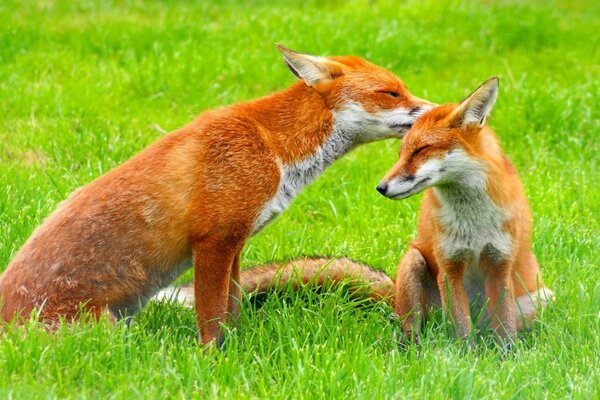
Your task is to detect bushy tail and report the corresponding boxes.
[152,257,394,308]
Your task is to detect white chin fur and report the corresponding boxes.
[385,158,442,199]
[333,102,419,142]
[384,148,486,199]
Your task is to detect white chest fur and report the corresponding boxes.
[251,100,414,234]
[433,182,512,265]
[252,126,355,234]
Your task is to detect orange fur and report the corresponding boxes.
[379,78,552,345]
[0,45,431,345]
[151,83,552,347]
[239,257,394,302]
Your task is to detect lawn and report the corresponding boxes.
[0,0,599,398]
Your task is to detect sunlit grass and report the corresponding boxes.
[0,0,598,398]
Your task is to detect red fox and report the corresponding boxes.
[157,78,553,346]
[377,77,552,344]
[0,45,432,345]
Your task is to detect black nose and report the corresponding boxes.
[376,183,388,195]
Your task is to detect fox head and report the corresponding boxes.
[376,77,500,199]
[277,44,433,142]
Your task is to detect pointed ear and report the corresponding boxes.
[452,77,499,128]
[276,44,343,87]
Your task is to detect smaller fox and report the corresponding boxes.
[377,77,553,343]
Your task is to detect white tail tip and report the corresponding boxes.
[152,286,194,308]
[515,287,554,329]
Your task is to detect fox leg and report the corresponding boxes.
[437,266,472,342]
[227,252,242,325]
[193,237,243,346]
[486,274,516,342]
[484,262,517,342]
[394,248,439,342]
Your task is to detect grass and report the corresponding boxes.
[0,0,599,398]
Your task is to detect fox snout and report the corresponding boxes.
[392,104,433,130]
[408,106,426,117]
[376,182,389,195]
[376,102,436,140]
[387,106,425,131]
[377,173,430,200]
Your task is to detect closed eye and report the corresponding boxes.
[378,90,401,98]
[412,145,430,156]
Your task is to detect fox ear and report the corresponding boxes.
[276,44,343,88]
[452,77,499,128]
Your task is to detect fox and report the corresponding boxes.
[157,78,553,346]
[376,77,553,344]
[0,44,433,345]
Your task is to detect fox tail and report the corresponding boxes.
[152,257,394,308]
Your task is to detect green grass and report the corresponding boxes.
[1,0,599,398]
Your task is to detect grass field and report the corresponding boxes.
[1,0,599,398]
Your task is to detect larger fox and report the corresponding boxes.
[163,78,552,345]
[0,45,432,344]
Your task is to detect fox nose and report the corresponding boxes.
[376,182,388,195]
